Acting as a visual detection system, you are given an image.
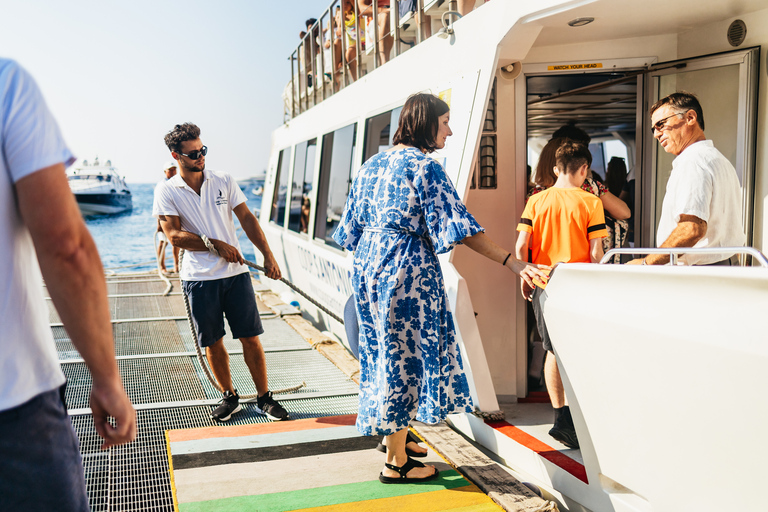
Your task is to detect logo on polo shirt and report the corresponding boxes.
[215,189,228,206]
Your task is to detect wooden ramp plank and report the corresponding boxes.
[412,422,556,512]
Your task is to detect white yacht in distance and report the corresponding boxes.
[67,157,132,216]
[259,1,768,511]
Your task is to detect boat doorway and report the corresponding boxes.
[522,69,642,398]
[519,47,759,398]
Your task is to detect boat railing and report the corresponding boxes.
[285,0,462,121]
[601,247,768,267]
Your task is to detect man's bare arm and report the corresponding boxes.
[645,214,707,265]
[16,164,136,449]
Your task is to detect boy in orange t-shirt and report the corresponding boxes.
[515,141,607,449]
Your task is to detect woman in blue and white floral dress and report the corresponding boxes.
[334,93,548,483]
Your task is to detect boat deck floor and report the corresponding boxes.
[52,271,559,511]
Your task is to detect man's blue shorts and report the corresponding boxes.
[0,384,89,511]
[182,272,264,347]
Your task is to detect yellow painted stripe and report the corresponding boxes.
[290,486,502,512]
[165,429,180,512]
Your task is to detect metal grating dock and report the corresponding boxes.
[55,271,359,511]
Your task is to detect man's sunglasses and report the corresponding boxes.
[178,146,208,160]
[650,112,686,134]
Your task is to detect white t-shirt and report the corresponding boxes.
[656,140,746,265]
[153,170,249,280]
[1,59,75,410]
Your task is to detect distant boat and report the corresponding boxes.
[67,157,132,216]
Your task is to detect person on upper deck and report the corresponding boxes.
[358,0,393,65]
[333,93,549,483]
[516,141,608,449]
[630,92,745,266]
[154,123,289,423]
[155,161,180,274]
[0,58,136,511]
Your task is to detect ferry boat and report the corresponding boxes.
[67,157,132,216]
[258,1,768,510]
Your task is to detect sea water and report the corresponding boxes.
[85,183,262,272]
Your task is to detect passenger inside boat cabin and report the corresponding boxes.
[516,141,608,449]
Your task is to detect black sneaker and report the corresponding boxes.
[256,391,289,421]
[548,425,580,449]
[211,390,241,422]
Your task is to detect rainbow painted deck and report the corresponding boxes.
[166,414,502,511]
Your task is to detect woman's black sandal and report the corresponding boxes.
[378,456,439,484]
[376,431,428,458]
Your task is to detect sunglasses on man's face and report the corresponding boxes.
[178,146,208,160]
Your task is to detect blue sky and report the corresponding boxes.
[1,0,328,183]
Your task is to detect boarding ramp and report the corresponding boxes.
[543,249,768,512]
[50,272,359,511]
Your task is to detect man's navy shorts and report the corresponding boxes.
[182,273,264,347]
[0,384,89,511]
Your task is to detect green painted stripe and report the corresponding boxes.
[179,470,470,512]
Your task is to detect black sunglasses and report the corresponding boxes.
[178,146,208,160]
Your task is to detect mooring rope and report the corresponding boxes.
[178,245,306,399]
[198,234,344,325]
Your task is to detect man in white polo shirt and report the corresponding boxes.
[153,123,288,422]
[634,91,745,266]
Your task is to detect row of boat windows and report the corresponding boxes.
[269,106,403,249]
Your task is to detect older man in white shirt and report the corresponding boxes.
[635,91,745,266]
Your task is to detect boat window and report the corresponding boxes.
[362,106,403,161]
[288,138,317,234]
[315,123,357,248]
[270,148,291,226]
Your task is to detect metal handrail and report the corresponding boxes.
[600,247,768,267]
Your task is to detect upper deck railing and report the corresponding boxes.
[285,0,466,121]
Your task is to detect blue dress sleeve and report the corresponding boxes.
[416,159,484,254]
[332,180,363,251]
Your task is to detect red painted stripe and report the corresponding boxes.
[167,414,357,442]
[485,420,588,484]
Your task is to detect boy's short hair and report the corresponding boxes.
[555,141,592,175]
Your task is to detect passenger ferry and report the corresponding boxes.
[258,1,768,510]
[67,157,132,216]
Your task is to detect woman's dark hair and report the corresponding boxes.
[555,141,592,175]
[605,156,627,196]
[552,122,590,144]
[392,93,450,154]
[164,123,200,153]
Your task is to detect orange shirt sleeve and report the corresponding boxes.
[517,197,534,234]
[587,199,608,240]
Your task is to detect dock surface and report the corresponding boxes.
[50,270,547,511]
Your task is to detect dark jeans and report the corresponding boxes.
[0,384,89,511]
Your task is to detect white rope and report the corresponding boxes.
[179,238,306,399]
